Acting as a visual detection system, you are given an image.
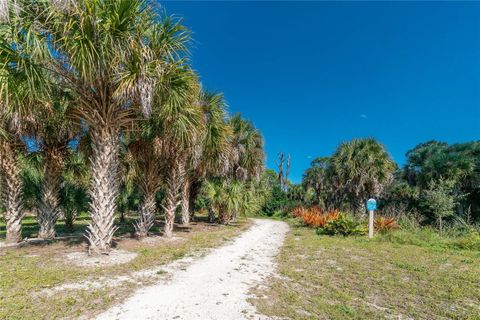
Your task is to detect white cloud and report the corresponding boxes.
[360,114,367,119]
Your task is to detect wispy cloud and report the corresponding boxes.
[360,114,368,119]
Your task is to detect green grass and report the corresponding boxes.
[0,212,151,240]
[0,216,251,320]
[376,226,480,251]
[251,219,480,319]
[0,214,90,239]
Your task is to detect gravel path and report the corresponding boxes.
[96,219,289,320]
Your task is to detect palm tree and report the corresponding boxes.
[179,91,231,225]
[151,65,202,238]
[0,7,48,242]
[124,136,162,238]
[201,115,266,224]
[1,0,190,252]
[227,114,265,182]
[203,178,267,224]
[60,149,90,232]
[203,179,242,224]
[33,98,77,239]
[330,138,396,213]
[0,129,25,243]
[302,157,331,207]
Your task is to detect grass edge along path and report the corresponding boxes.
[0,219,252,320]
[251,219,480,320]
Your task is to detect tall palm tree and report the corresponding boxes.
[227,114,265,182]
[1,0,190,252]
[330,138,396,213]
[33,97,77,239]
[124,136,162,238]
[151,65,202,238]
[0,128,25,243]
[179,91,231,225]
[302,157,331,207]
[0,6,48,242]
[201,115,265,224]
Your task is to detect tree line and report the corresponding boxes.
[298,139,480,229]
[0,0,266,254]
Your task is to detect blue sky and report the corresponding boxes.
[162,1,480,183]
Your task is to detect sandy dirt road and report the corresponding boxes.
[96,219,289,320]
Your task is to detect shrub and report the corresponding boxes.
[291,206,339,228]
[317,213,367,236]
[374,216,399,233]
[291,206,307,218]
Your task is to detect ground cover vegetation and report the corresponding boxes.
[253,139,480,319]
[251,220,480,319]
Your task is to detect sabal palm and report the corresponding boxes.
[227,114,264,182]
[203,179,242,224]
[179,91,232,225]
[302,157,331,207]
[60,149,90,231]
[0,127,25,242]
[0,6,48,242]
[203,179,265,224]
[33,96,77,239]
[124,135,162,238]
[1,0,189,252]
[330,138,396,213]
[151,65,202,237]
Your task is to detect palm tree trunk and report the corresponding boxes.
[38,174,61,239]
[0,140,24,243]
[162,161,184,238]
[134,191,156,238]
[38,150,63,240]
[64,209,77,232]
[180,178,190,225]
[85,129,120,254]
[208,209,216,223]
[189,180,201,222]
[219,209,231,225]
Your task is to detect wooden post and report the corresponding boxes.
[368,210,374,239]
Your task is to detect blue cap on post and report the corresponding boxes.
[366,198,377,211]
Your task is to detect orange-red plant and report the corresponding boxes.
[291,206,339,228]
[291,207,305,218]
[374,216,399,232]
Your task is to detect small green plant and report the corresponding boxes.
[317,213,367,236]
[419,178,458,232]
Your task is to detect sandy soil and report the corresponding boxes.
[64,249,138,267]
[96,219,289,320]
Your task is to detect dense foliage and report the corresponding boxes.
[299,139,480,228]
[0,0,265,253]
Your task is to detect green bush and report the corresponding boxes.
[261,185,290,216]
[317,213,367,236]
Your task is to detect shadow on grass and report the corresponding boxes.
[0,212,226,247]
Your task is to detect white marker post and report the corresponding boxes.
[366,198,377,239]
